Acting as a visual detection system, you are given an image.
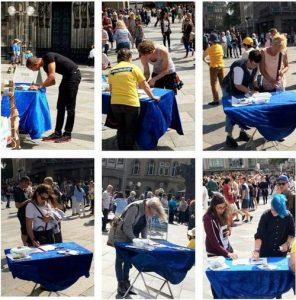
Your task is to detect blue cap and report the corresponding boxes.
[277,175,289,183]
[271,194,289,219]
[209,33,220,43]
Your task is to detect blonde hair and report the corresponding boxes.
[43,177,54,185]
[147,197,167,221]
[116,20,126,29]
[272,34,287,52]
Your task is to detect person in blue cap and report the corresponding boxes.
[276,175,295,220]
[252,193,294,260]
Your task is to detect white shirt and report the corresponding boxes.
[233,66,253,85]
[89,48,95,59]
[102,190,111,209]
[203,186,209,210]
[26,202,54,231]
[102,53,110,66]
[102,29,109,45]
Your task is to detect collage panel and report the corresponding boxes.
[203,158,296,299]
[101,158,195,298]
[1,158,94,296]
[1,1,94,150]
[203,1,296,151]
[102,2,195,151]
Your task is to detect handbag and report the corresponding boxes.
[107,204,139,247]
[189,32,195,42]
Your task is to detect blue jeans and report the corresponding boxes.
[115,251,132,282]
[117,42,130,51]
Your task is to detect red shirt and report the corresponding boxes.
[223,184,235,204]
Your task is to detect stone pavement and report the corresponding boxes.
[102,16,195,151]
[203,46,296,151]
[101,215,195,299]
[1,199,94,296]
[203,195,295,299]
[1,64,94,150]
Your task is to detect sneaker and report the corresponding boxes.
[243,219,249,223]
[54,135,71,143]
[242,215,246,221]
[234,218,240,222]
[208,101,219,106]
[42,132,62,141]
[250,216,253,222]
[225,136,238,148]
[239,131,250,142]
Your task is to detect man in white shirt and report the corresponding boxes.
[102,185,113,232]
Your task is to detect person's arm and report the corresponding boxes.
[203,49,210,65]
[138,80,160,101]
[140,56,150,81]
[253,213,267,259]
[148,49,170,86]
[41,62,56,88]
[26,218,39,247]
[279,52,289,78]
[259,50,277,88]
[15,199,30,209]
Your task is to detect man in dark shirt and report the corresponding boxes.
[14,176,31,245]
[253,194,294,259]
[26,52,81,143]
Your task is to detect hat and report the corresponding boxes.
[271,194,289,219]
[188,228,195,237]
[277,175,289,183]
[243,37,253,46]
[209,33,219,43]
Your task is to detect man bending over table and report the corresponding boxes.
[26,53,81,143]
[221,50,262,149]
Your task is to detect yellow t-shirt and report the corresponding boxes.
[108,61,145,107]
[204,44,224,68]
[291,240,296,253]
[187,238,195,249]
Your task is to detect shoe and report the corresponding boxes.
[225,136,238,148]
[243,219,249,223]
[54,135,71,143]
[42,132,62,141]
[102,229,108,233]
[234,218,240,222]
[124,280,137,295]
[238,131,250,142]
[277,138,285,142]
[250,216,253,222]
[208,101,219,106]
[242,215,246,221]
[117,281,127,296]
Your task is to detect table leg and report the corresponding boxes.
[155,280,166,298]
[29,283,38,296]
[245,129,257,150]
[166,281,174,299]
[140,272,151,295]
[122,271,141,299]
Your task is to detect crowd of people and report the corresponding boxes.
[203,28,290,148]
[102,184,195,296]
[203,171,295,297]
[102,5,195,150]
[1,176,94,246]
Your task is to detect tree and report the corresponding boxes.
[177,159,195,200]
[223,2,241,29]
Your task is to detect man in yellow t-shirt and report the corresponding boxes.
[290,239,295,274]
[203,33,224,106]
[108,49,159,150]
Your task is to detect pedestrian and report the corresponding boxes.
[73,182,86,217]
[26,53,81,143]
[102,185,113,232]
[182,17,194,58]
[108,49,159,150]
[240,177,253,223]
[231,32,239,58]
[89,181,95,215]
[241,37,254,60]
[226,31,233,58]
[113,192,128,217]
[168,196,177,224]
[127,12,136,48]
[102,29,109,55]
[127,191,136,204]
[113,20,133,51]
[14,176,31,245]
[134,17,144,49]
[178,197,188,224]
[160,12,171,51]
[220,32,227,58]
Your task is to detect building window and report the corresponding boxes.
[132,160,140,175]
[164,162,170,176]
[107,159,116,168]
[159,161,165,176]
[209,159,224,169]
[172,162,178,177]
[147,160,155,176]
[116,159,124,169]
[229,159,243,169]
[102,159,107,166]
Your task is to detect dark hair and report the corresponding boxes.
[26,56,39,68]
[31,184,57,207]
[115,192,124,198]
[138,40,155,55]
[224,177,231,184]
[20,176,30,183]
[117,49,132,63]
[248,50,262,63]
[206,193,228,225]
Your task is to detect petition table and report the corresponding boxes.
[5,242,93,293]
[206,257,295,299]
[115,241,195,298]
[1,86,51,139]
[102,88,184,150]
[223,91,296,142]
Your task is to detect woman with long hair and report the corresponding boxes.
[113,20,133,51]
[160,12,171,51]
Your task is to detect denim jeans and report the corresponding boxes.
[115,251,132,281]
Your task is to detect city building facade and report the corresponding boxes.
[1,1,94,63]
[203,2,227,32]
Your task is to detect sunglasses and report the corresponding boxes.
[277,182,287,186]
[40,195,50,201]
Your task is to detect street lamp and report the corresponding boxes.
[8,5,35,17]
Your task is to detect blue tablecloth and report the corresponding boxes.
[5,242,93,292]
[115,241,195,284]
[223,91,296,141]
[102,88,184,150]
[206,257,295,299]
[1,88,51,139]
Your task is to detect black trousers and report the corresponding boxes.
[111,104,140,150]
[163,32,171,48]
[56,70,81,136]
[152,72,177,94]
[102,208,109,230]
